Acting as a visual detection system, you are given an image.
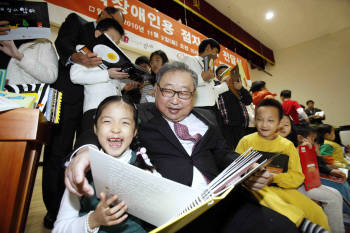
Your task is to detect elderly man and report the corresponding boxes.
[65,62,298,233]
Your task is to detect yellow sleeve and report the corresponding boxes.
[235,137,247,154]
[272,144,305,188]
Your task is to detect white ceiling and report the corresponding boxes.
[205,0,350,50]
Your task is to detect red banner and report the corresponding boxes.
[46,0,251,85]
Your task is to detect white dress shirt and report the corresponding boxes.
[165,113,209,190]
[181,55,229,107]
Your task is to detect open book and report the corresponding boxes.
[89,147,275,232]
[79,33,150,82]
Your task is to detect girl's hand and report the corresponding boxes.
[89,192,128,228]
[108,68,129,79]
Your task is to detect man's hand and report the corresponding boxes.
[64,146,94,197]
[123,81,139,91]
[71,52,102,67]
[201,70,215,81]
[108,68,129,79]
[0,40,23,60]
[89,193,128,228]
[244,169,273,191]
[330,169,347,179]
[0,21,9,35]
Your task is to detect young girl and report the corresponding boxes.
[235,99,330,233]
[53,95,158,233]
[318,124,350,169]
[140,50,169,103]
[279,115,344,233]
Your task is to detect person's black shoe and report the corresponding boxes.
[43,213,55,229]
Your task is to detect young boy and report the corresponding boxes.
[70,18,137,133]
[295,127,345,233]
[236,99,330,233]
[280,90,309,125]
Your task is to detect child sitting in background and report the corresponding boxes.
[318,124,350,169]
[293,124,344,233]
[236,99,330,233]
[250,80,276,106]
[280,90,309,125]
[53,95,158,233]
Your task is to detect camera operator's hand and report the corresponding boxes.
[0,21,10,35]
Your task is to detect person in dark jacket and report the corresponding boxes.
[215,64,252,149]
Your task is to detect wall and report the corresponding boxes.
[249,27,350,127]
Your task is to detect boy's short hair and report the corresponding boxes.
[96,18,124,37]
[198,38,220,54]
[280,90,291,98]
[317,124,333,137]
[135,56,150,66]
[306,100,314,105]
[256,98,284,120]
[215,64,228,76]
[250,80,266,93]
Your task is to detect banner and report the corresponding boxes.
[45,0,251,87]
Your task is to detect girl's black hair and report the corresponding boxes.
[150,50,169,84]
[94,95,136,126]
[94,95,154,172]
[282,114,298,147]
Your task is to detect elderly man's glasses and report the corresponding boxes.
[157,83,193,100]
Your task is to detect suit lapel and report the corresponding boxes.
[147,106,189,156]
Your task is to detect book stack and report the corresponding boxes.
[5,83,62,123]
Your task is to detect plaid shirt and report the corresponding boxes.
[215,80,249,128]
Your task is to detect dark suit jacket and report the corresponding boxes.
[53,13,95,104]
[137,103,238,186]
[75,103,238,186]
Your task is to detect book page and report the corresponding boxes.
[89,147,201,227]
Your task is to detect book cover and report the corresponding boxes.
[0,1,51,40]
[80,33,150,82]
[298,145,321,190]
[89,147,273,232]
[258,152,289,174]
[0,69,6,91]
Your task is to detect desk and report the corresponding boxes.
[0,108,50,233]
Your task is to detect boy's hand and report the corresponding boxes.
[71,52,102,67]
[244,167,273,191]
[89,193,128,228]
[108,68,129,79]
[0,21,9,35]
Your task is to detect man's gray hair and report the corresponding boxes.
[156,61,198,89]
